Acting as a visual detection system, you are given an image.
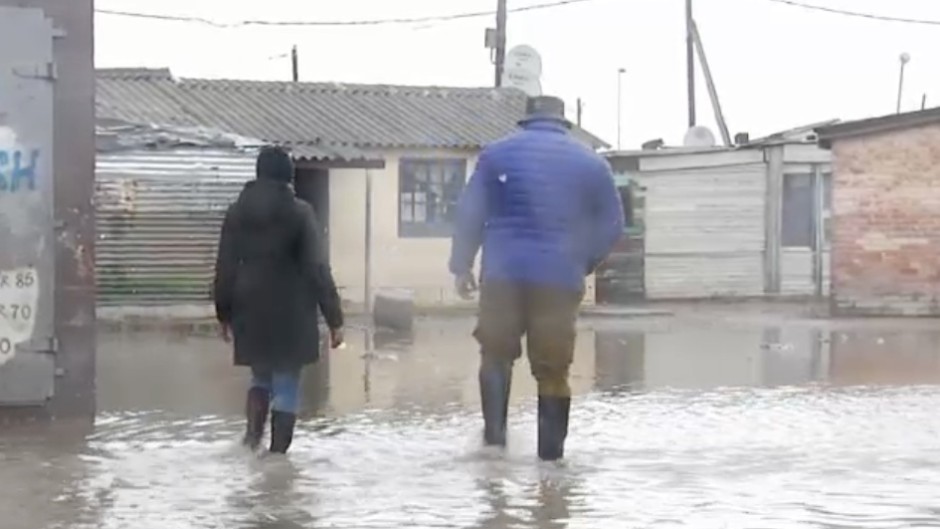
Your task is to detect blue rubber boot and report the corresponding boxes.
[479,360,513,447]
[537,396,571,461]
[243,387,270,451]
[269,410,297,454]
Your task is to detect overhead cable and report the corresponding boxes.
[96,0,601,29]
[766,0,940,26]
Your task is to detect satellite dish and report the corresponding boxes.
[501,45,543,97]
[504,45,542,77]
[502,70,542,97]
[682,126,717,147]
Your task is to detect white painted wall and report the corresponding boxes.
[329,149,597,308]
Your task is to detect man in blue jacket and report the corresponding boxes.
[449,95,625,461]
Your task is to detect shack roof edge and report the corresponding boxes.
[95,67,609,151]
[815,107,940,149]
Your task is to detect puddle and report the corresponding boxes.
[4,316,940,528]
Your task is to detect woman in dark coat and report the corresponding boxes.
[213,145,344,454]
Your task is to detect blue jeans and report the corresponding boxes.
[250,367,301,414]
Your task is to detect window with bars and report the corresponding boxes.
[398,158,467,238]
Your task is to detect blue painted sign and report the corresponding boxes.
[0,149,40,193]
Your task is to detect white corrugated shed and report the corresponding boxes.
[95,148,257,305]
[636,149,766,299]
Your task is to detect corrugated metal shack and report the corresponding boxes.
[95,68,611,309]
[95,122,263,305]
[603,122,833,302]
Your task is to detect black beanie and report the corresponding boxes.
[256,145,294,183]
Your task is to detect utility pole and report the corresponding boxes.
[691,21,731,146]
[617,68,626,150]
[686,0,696,127]
[291,45,299,82]
[576,98,583,127]
[494,0,507,87]
[896,52,910,113]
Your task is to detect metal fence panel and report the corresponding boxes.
[95,149,255,305]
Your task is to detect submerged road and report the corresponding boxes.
[4,312,940,528]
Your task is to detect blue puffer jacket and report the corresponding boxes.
[449,118,625,291]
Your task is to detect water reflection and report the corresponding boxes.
[5,317,940,527]
[531,473,574,529]
[97,331,330,418]
[759,327,827,387]
[592,325,832,390]
[372,327,414,352]
[475,476,521,528]
[593,331,644,392]
[474,468,576,529]
[225,458,315,529]
[830,330,940,385]
[0,424,101,529]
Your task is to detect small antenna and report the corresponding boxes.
[291,45,299,82]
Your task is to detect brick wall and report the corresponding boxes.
[831,123,940,315]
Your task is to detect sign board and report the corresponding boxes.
[0,7,57,405]
[0,267,39,365]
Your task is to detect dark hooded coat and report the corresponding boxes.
[213,147,343,369]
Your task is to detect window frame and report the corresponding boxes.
[781,169,832,249]
[397,157,468,238]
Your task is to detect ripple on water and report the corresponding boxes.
[5,385,940,528]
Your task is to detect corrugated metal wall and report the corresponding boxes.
[95,149,255,305]
[638,163,767,299]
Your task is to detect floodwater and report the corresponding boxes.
[5,313,940,528]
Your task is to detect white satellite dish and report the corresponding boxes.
[504,45,542,77]
[501,45,544,97]
[502,70,542,97]
[682,125,717,147]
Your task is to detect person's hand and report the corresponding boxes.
[220,322,232,343]
[455,273,478,300]
[329,327,344,349]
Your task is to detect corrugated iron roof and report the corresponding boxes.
[96,68,609,162]
[96,120,266,153]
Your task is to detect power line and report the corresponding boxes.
[766,0,940,26]
[98,0,940,28]
[95,0,599,28]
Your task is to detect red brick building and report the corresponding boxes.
[817,109,940,316]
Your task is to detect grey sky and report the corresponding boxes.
[95,0,940,149]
